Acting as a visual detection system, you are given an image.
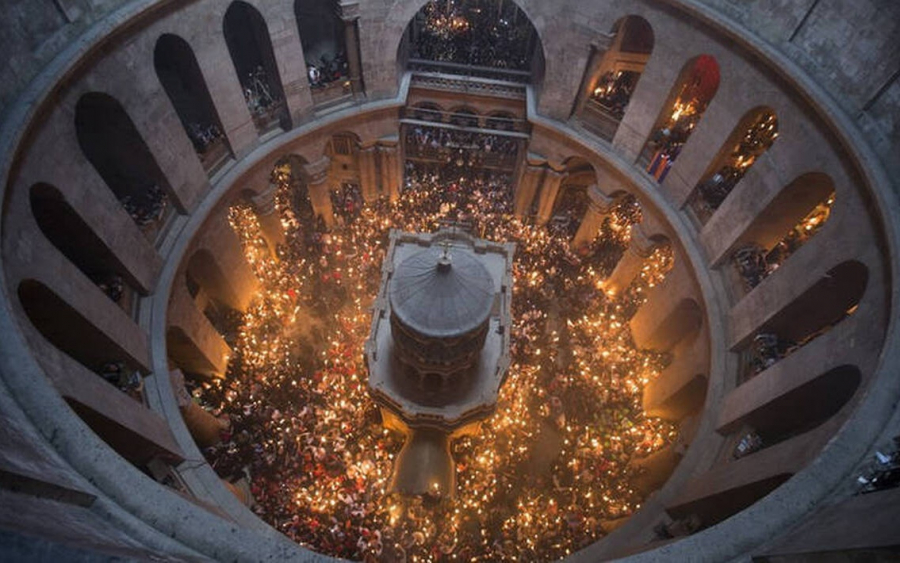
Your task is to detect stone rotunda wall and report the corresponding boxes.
[0,0,898,561]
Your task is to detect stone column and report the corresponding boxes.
[358,145,379,201]
[602,223,658,295]
[300,156,335,228]
[379,142,401,201]
[513,163,544,219]
[338,1,364,98]
[249,182,285,255]
[573,185,616,247]
[572,36,614,118]
[535,168,566,227]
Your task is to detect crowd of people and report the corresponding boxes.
[590,71,640,122]
[731,193,834,295]
[405,125,519,170]
[307,52,349,88]
[189,160,677,561]
[411,0,535,72]
[121,184,168,228]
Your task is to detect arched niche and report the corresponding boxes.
[154,33,232,174]
[641,55,721,182]
[735,365,861,452]
[400,0,545,85]
[296,0,351,105]
[742,261,868,377]
[29,183,139,309]
[730,173,835,293]
[578,15,654,140]
[18,280,144,379]
[412,101,444,122]
[74,92,174,232]
[326,132,363,217]
[486,111,517,131]
[550,158,596,239]
[223,1,290,133]
[166,326,223,379]
[687,107,778,224]
[449,107,479,128]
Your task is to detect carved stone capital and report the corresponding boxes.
[300,156,331,185]
[337,0,360,22]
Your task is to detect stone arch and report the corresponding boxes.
[18,279,145,377]
[448,106,480,128]
[577,15,655,140]
[74,92,174,229]
[550,157,597,238]
[29,183,140,309]
[728,172,835,290]
[486,111,517,131]
[740,260,868,376]
[726,365,861,450]
[397,0,546,85]
[166,326,223,379]
[294,0,347,75]
[223,1,290,133]
[641,54,721,182]
[154,33,232,174]
[687,106,778,224]
[185,249,246,313]
[412,101,445,122]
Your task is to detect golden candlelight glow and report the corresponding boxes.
[194,168,677,561]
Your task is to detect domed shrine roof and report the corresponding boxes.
[389,246,494,339]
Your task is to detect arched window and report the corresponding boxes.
[18,280,144,386]
[642,55,720,182]
[729,365,860,460]
[411,102,444,122]
[326,133,363,221]
[295,0,352,105]
[74,92,173,236]
[486,111,517,131]
[731,173,835,294]
[154,34,232,174]
[449,107,479,127]
[223,1,290,133]
[30,183,138,310]
[550,159,596,239]
[578,15,654,140]
[401,0,544,84]
[741,261,867,379]
[687,108,778,224]
[185,250,243,343]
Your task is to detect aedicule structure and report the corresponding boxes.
[366,228,514,498]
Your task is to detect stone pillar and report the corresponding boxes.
[170,370,228,448]
[602,223,658,295]
[358,145,379,202]
[300,156,335,228]
[513,163,544,218]
[573,186,616,247]
[572,36,614,118]
[379,142,401,201]
[338,1,364,98]
[249,182,285,255]
[535,168,566,227]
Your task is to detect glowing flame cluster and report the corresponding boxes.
[196,171,677,562]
